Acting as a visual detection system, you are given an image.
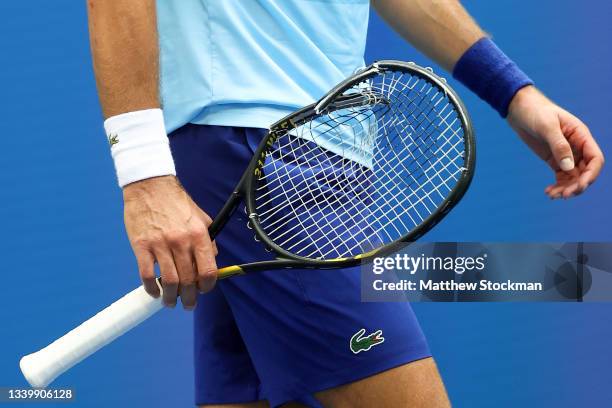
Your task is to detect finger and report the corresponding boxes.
[198,208,214,227]
[545,177,572,198]
[547,185,566,199]
[544,185,555,195]
[543,121,575,172]
[197,210,218,255]
[561,181,580,199]
[179,283,198,311]
[170,244,198,310]
[560,111,604,177]
[165,229,199,309]
[134,248,160,298]
[579,156,604,188]
[154,247,179,308]
[583,142,605,170]
[193,231,218,293]
[576,170,595,194]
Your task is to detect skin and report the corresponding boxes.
[87,0,218,309]
[122,176,218,309]
[314,358,449,408]
[507,86,604,199]
[199,358,448,408]
[373,0,604,200]
[87,0,604,406]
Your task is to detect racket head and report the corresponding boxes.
[243,61,475,268]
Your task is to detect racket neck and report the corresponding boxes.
[208,190,243,239]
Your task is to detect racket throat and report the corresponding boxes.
[208,190,243,239]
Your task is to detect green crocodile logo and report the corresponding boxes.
[350,328,385,354]
[107,133,119,146]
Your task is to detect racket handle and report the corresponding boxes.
[20,266,243,388]
[20,284,163,388]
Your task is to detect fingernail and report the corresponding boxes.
[560,157,574,172]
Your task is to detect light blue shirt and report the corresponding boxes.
[156,0,370,133]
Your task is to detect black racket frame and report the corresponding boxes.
[208,60,476,275]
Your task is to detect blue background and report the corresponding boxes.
[1,1,610,406]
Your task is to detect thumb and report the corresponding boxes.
[545,124,574,172]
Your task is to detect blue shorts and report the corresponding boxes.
[170,124,430,407]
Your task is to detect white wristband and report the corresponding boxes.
[103,109,176,188]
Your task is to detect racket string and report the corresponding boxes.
[258,83,460,256]
[254,69,466,260]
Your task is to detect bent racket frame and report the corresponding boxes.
[20,61,475,389]
[213,60,475,278]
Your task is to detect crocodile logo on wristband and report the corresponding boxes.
[107,133,119,147]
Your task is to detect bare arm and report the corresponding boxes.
[372,0,483,71]
[87,0,217,308]
[373,0,604,197]
[87,0,159,118]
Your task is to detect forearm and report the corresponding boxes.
[87,0,159,118]
[372,0,484,71]
[87,0,174,187]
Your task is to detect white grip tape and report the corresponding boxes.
[20,284,163,388]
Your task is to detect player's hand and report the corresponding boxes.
[507,86,604,199]
[123,175,218,309]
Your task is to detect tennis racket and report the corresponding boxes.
[20,60,475,388]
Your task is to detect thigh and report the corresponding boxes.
[199,402,269,408]
[172,125,436,407]
[315,357,450,408]
[199,402,312,408]
[221,263,431,407]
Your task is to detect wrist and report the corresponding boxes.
[122,175,181,201]
[103,108,176,188]
[453,37,534,117]
[507,85,537,111]
[507,86,550,120]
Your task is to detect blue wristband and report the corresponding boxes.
[452,37,534,117]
